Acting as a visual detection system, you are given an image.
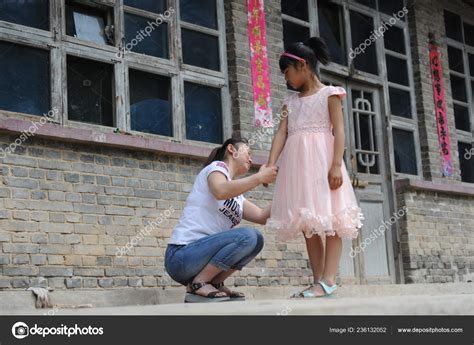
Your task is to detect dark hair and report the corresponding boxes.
[279,37,330,74]
[204,137,249,167]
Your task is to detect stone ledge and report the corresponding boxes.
[395,178,474,197]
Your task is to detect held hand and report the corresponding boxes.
[328,164,343,190]
[259,164,278,185]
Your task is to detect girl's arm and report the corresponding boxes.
[208,165,277,200]
[242,200,271,225]
[267,105,289,166]
[328,95,345,190]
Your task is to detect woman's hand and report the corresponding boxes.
[328,164,343,190]
[258,164,278,185]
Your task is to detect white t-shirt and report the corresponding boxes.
[168,161,246,245]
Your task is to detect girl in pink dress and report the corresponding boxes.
[266,37,364,298]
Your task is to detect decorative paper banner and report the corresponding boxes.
[247,0,273,127]
[429,44,453,177]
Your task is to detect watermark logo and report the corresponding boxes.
[12,322,29,339]
[11,321,103,339]
[464,147,474,160]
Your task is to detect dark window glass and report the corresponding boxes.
[444,10,463,42]
[469,54,474,77]
[472,81,474,111]
[386,55,409,86]
[125,13,169,59]
[463,22,474,46]
[458,142,474,183]
[181,0,217,29]
[129,69,172,137]
[282,0,308,21]
[0,0,49,30]
[450,75,467,102]
[283,20,310,49]
[383,26,405,54]
[184,82,223,144]
[448,46,464,73]
[393,128,417,175]
[378,0,405,17]
[0,42,50,116]
[67,56,113,127]
[182,29,219,71]
[123,0,166,13]
[66,1,114,46]
[318,1,346,65]
[389,87,412,118]
[350,11,378,75]
[453,104,471,131]
[354,0,376,8]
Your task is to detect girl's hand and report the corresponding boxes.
[258,164,278,185]
[328,164,343,190]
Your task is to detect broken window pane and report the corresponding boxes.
[129,69,172,137]
[389,87,412,118]
[450,74,467,102]
[67,56,113,126]
[458,142,474,183]
[350,11,378,74]
[386,55,409,86]
[180,0,217,29]
[383,26,405,54]
[125,13,169,59]
[393,128,417,175]
[318,1,346,65]
[0,41,50,116]
[0,0,49,30]
[282,0,308,21]
[453,104,470,131]
[448,46,464,73]
[444,11,462,42]
[124,0,166,14]
[182,29,219,71]
[66,1,114,46]
[184,82,223,144]
[283,20,310,50]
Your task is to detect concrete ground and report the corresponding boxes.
[2,283,473,315]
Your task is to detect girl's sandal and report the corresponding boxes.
[290,285,314,298]
[298,280,338,298]
[212,282,246,301]
[184,282,230,303]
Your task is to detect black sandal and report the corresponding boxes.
[184,282,230,303]
[212,282,246,301]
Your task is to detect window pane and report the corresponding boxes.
[0,42,50,116]
[283,20,310,49]
[184,82,223,144]
[354,0,376,8]
[67,56,113,126]
[0,0,49,30]
[389,87,412,118]
[182,29,220,71]
[448,46,464,73]
[393,128,417,175]
[129,69,172,137]
[66,1,114,46]
[180,0,217,29]
[444,10,463,41]
[463,22,474,46]
[282,0,308,21]
[350,11,378,75]
[453,104,471,131]
[123,0,166,13]
[458,142,474,183]
[125,13,169,59]
[386,55,409,86]
[383,26,405,54]
[469,54,474,77]
[378,0,405,17]
[450,74,467,102]
[318,1,346,65]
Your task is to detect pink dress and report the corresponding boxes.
[267,86,364,241]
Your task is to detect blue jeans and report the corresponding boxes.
[165,227,264,285]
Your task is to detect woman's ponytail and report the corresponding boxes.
[303,37,330,65]
[203,137,249,167]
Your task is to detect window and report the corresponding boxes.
[350,10,378,75]
[317,1,346,65]
[124,0,166,14]
[0,0,49,30]
[124,13,169,59]
[0,41,50,116]
[281,0,311,51]
[392,128,417,175]
[180,0,218,29]
[445,10,474,183]
[129,69,172,137]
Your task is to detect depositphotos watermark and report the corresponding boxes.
[0,107,58,159]
[349,206,408,258]
[464,147,474,160]
[116,7,175,58]
[11,321,103,339]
